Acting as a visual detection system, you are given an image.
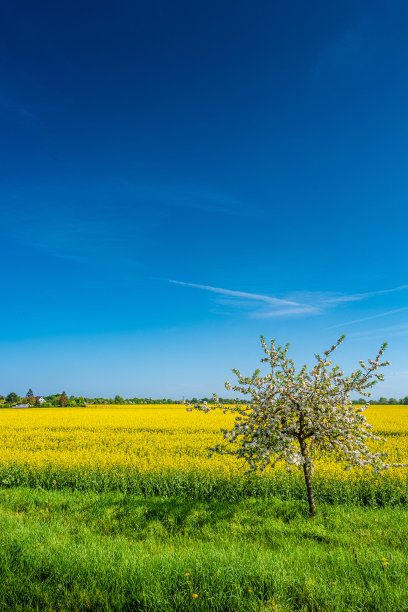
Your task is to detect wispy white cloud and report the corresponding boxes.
[324,285,408,305]
[327,306,408,329]
[169,280,321,318]
[169,280,408,320]
[169,280,300,306]
[122,182,265,218]
[349,323,408,339]
[314,23,370,80]
[0,94,35,118]
[3,179,265,265]
[251,305,321,318]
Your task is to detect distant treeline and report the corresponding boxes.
[0,391,243,408]
[352,396,408,405]
[1,391,407,408]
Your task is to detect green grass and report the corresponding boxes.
[0,487,407,611]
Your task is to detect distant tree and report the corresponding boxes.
[401,396,408,405]
[59,391,68,407]
[114,395,124,404]
[26,388,34,397]
[6,392,20,404]
[388,398,398,405]
[19,396,33,406]
[188,335,404,517]
[378,397,388,404]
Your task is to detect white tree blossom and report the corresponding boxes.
[187,335,406,516]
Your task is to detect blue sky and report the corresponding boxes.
[1,0,408,398]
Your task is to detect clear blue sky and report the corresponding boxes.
[1,1,408,398]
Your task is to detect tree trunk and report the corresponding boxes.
[300,439,315,517]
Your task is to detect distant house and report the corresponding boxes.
[13,403,30,408]
[36,397,45,404]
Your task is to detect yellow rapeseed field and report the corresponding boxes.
[0,405,237,474]
[0,404,407,483]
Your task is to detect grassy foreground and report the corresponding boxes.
[0,488,407,611]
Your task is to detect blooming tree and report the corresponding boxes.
[187,335,402,516]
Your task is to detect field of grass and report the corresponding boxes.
[0,488,407,611]
[0,404,407,610]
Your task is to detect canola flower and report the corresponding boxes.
[0,404,406,472]
[0,404,406,500]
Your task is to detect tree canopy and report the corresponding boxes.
[6,392,20,405]
[188,335,406,516]
[58,392,68,407]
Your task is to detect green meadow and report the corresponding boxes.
[0,487,407,611]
